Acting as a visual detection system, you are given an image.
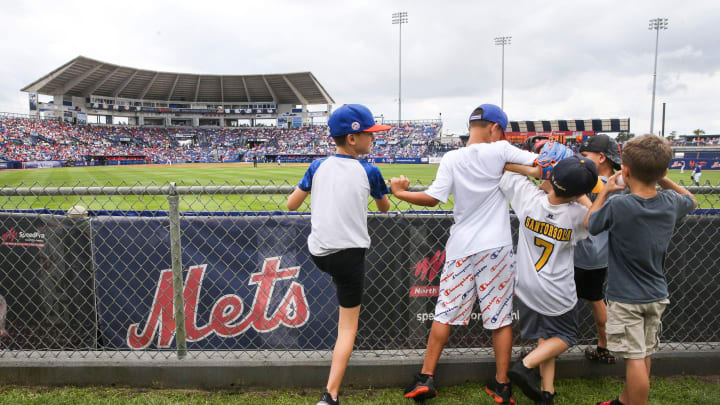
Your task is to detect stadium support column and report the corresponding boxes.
[138,115,144,126]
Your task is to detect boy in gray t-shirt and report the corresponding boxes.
[586,135,696,405]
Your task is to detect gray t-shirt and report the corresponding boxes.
[574,176,610,270]
[588,190,695,304]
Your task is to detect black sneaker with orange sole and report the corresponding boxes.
[404,373,437,401]
[484,377,515,404]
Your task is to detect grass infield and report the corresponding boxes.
[0,164,718,212]
[0,376,718,404]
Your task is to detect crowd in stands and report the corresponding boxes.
[0,117,443,163]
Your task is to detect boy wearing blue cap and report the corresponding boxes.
[287,104,391,405]
[391,104,537,404]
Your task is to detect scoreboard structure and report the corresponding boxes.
[505,118,630,144]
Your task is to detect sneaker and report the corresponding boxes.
[484,377,515,404]
[585,346,617,364]
[403,373,437,400]
[534,391,555,405]
[317,389,339,405]
[507,361,543,402]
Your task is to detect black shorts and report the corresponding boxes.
[311,248,366,308]
[574,267,607,301]
[517,298,578,347]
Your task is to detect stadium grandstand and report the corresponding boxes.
[21,56,334,127]
[0,56,446,167]
[0,115,443,166]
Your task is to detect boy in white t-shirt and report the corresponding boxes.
[501,156,597,405]
[391,104,537,404]
[287,104,391,405]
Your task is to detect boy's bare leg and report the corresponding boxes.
[492,325,512,383]
[420,321,451,375]
[523,337,568,369]
[589,300,608,347]
[539,355,556,394]
[326,305,361,399]
[618,358,650,405]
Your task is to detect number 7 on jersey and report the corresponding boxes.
[533,237,554,272]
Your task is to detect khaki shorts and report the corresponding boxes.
[606,299,669,359]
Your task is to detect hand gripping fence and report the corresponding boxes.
[0,180,718,362]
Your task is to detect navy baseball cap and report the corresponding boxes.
[469,104,508,132]
[550,155,598,197]
[579,134,622,170]
[328,104,391,138]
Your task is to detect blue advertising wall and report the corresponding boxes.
[92,215,336,350]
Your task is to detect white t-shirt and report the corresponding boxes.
[499,172,589,316]
[298,154,389,256]
[425,141,536,261]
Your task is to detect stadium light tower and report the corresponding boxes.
[648,17,668,135]
[494,36,511,109]
[392,11,408,124]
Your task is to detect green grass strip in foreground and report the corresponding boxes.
[0,376,718,404]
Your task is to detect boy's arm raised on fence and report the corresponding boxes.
[504,163,542,178]
[390,175,440,207]
[658,176,698,209]
[287,187,309,211]
[374,195,390,213]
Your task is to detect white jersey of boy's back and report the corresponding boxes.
[425,141,536,261]
[499,172,589,316]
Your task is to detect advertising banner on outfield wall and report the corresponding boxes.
[89,214,720,351]
[0,213,96,349]
[0,211,705,352]
[670,159,720,170]
[92,216,335,350]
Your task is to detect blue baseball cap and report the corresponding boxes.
[469,104,508,133]
[328,104,391,138]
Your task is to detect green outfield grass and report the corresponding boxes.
[0,376,718,404]
[0,164,717,212]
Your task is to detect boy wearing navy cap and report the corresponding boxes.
[501,156,597,404]
[575,134,623,365]
[287,104,391,405]
[391,104,537,404]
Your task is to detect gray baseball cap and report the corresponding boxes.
[579,134,622,170]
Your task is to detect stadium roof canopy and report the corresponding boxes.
[21,56,334,105]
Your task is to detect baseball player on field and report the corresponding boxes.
[501,156,597,405]
[586,135,697,405]
[287,104,392,405]
[390,104,537,404]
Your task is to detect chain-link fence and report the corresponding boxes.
[0,181,718,361]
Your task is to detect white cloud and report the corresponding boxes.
[0,0,718,135]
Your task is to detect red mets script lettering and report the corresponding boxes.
[126,257,309,349]
[411,250,445,282]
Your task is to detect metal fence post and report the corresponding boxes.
[167,182,188,359]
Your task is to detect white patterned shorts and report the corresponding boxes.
[434,245,516,329]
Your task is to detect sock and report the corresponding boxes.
[419,373,433,381]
